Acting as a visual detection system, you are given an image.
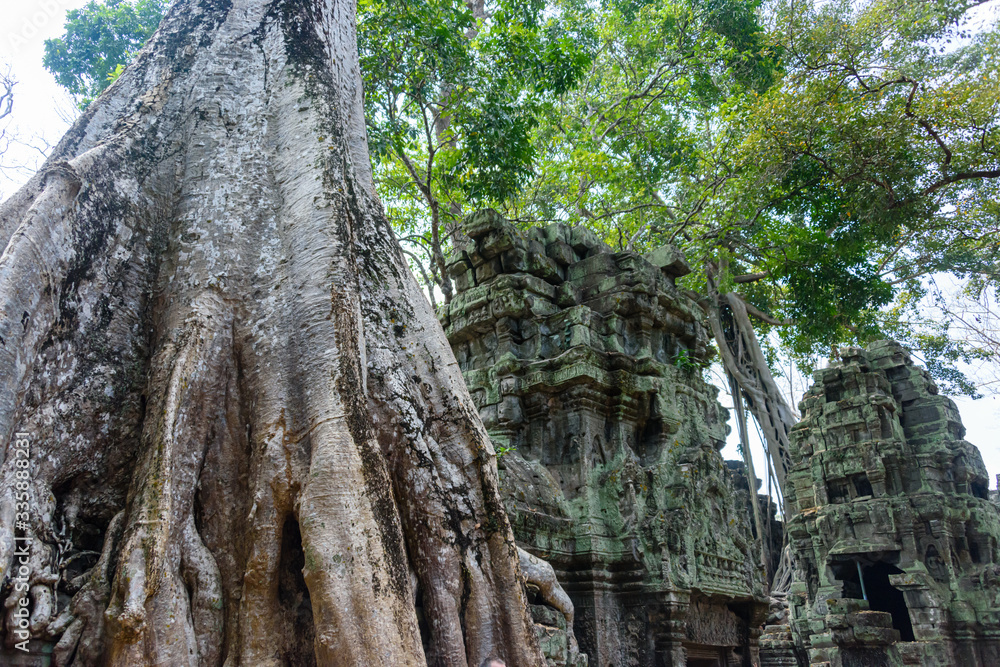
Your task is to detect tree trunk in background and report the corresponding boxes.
[0,1,542,665]
[705,281,795,504]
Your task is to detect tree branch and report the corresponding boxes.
[923,169,1000,197]
[732,292,795,326]
[733,271,769,284]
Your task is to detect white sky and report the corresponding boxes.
[0,0,84,197]
[1,0,997,490]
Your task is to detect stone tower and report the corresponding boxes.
[440,210,768,666]
[784,341,1000,666]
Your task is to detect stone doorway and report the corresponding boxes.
[684,643,727,666]
[862,562,915,641]
[831,556,915,641]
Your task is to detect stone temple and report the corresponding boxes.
[439,210,769,666]
[778,342,1000,666]
[439,211,1000,667]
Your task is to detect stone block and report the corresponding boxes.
[501,246,529,273]
[568,225,607,255]
[546,240,577,266]
[540,223,570,245]
[846,611,893,629]
[476,257,503,283]
[851,625,899,644]
[480,228,518,259]
[643,244,691,277]
[464,208,508,238]
[525,250,565,284]
[566,253,618,282]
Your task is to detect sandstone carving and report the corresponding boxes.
[440,210,768,666]
[778,341,1000,666]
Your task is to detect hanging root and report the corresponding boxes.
[50,511,126,667]
[1,523,60,651]
[705,286,795,497]
[518,547,579,657]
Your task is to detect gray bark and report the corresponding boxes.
[705,284,795,502]
[518,547,579,663]
[0,1,543,665]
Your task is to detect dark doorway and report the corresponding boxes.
[831,557,915,642]
[685,645,726,667]
[862,561,915,641]
[685,643,726,667]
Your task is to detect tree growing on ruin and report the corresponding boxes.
[508,0,1000,498]
[0,1,544,665]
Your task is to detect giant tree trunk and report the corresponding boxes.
[0,1,543,665]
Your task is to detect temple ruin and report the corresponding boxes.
[440,211,769,666]
[440,212,1000,667]
[777,341,1000,666]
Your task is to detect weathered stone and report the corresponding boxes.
[441,211,768,667]
[643,245,692,278]
[782,341,1000,667]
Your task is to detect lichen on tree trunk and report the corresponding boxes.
[0,1,543,665]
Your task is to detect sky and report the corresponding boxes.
[0,0,85,197]
[0,0,997,491]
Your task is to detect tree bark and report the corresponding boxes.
[0,1,543,665]
[705,279,795,503]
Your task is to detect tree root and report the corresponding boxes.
[51,511,125,667]
[104,293,232,666]
[0,1,547,663]
[518,548,580,659]
[181,516,223,667]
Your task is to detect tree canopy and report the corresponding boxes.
[357,0,590,303]
[698,0,1000,394]
[42,0,1000,396]
[43,0,167,108]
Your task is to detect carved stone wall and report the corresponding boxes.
[439,210,768,666]
[784,341,1000,666]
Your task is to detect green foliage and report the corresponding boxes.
[44,0,995,395]
[106,62,126,83]
[495,443,515,459]
[43,0,166,108]
[507,0,777,246]
[507,0,997,395]
[672,347,703,376]
[701,0,1000,391]
[359,0,590,291]
[360,0,574,298]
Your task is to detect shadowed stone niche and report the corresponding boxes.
[783,341,1000,667]
[439,210,768,667]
